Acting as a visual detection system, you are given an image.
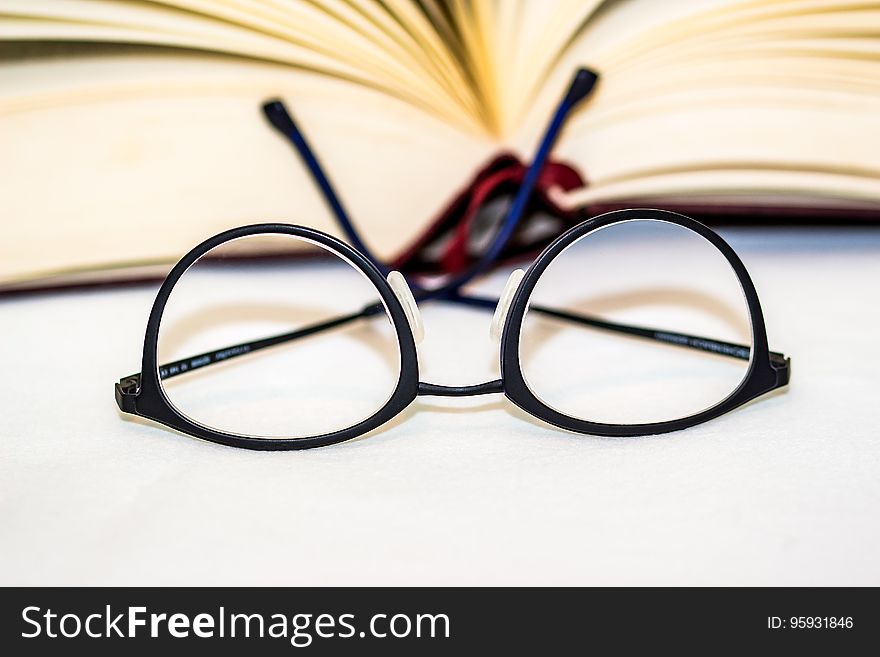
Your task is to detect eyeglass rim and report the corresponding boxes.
[132,223,421,450]
[499,207,786,436]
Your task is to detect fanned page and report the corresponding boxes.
[0,0,481,129]
[540,0,880,209]
[0,0,506,286]
[0,51,493,285]
[1,0,880,289]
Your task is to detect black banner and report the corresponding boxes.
[0,587,874,654]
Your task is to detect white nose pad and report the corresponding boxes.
[490,269,525,342]
[386,271,424,344]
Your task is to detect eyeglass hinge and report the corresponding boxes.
[115,374,141,413]
[769,352,791,388]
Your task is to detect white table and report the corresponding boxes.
[1,228,878,585]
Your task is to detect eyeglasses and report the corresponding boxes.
[115,208,790,449]
[114,70,790,450]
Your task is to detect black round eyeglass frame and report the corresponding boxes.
[115,208,790,450]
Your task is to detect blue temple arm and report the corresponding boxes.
[455,68,597,284]
[262,67,598,293]
[262,99,387,274]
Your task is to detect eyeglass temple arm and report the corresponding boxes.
[261,69,598,300]
[120,294,788,395]
[448,292,787,367]
[116,304,384,396]
[262,99,388,274]
[424,68,598,299]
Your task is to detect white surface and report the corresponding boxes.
[1,228,879,585]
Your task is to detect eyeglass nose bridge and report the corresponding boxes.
[490,269,526,342]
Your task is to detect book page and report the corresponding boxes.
[0,51,494,284]
[521,0,880,207]
[0,0,484,131]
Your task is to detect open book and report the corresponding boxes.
[2,0,879,292]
